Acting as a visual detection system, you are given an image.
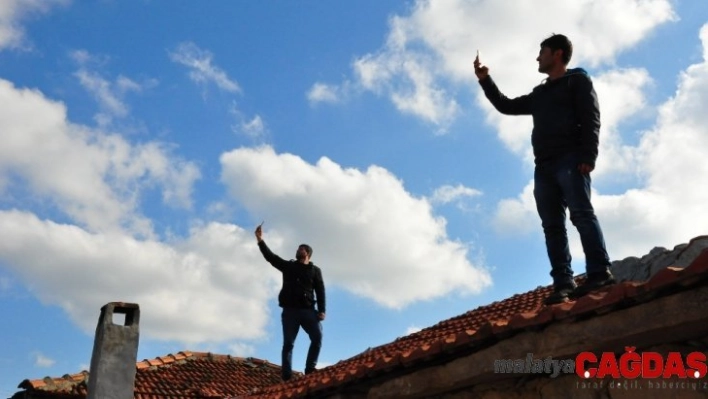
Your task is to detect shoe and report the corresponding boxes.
[544,282,577,305]
[305,367,316,375]
[570,272,616,299]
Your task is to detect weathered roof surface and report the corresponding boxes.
[14,351,285,399]
[239,241,708,399]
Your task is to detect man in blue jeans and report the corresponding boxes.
[474,34,615,305]
[255,223,325,380]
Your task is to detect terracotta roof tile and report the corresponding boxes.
[15,351,284,398]
[243,255,708,399]
[644,266,683,291]
[623,280,647,299]
[683,248,708,276]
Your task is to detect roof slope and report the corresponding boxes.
[14,351,285,399]
[240,239,708,399]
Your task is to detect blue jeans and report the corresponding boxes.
[533,153,611,287]
[281,308,322,380]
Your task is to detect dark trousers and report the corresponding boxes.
[533,153,611,287]
[281,307,322,381]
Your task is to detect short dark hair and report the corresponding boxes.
[299,244,313,257]
[540,34,573,65]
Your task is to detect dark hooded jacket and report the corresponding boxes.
[478,68,601,167]
[258,240,326,313]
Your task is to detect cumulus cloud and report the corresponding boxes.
[354,48,459,130]
[220,146,492,308]
[493,23,708,260]
[492,182,538,236]
[0,211,277,343]
[0,79,240,344]
[0,0,68,51]
[591,68,652,178]
[316,0,675,132]
[169,42,241,93]
[0,78,199,237]
[0,76,489,343]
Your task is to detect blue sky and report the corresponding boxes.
[1,0,707,396]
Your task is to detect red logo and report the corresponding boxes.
[576,347,707,379]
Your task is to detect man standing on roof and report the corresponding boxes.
[255,223,326,381]
[474,34,615,305]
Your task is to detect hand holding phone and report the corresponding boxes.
[473,49,489,80]
[255,221,265,241]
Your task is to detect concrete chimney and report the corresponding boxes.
[87,302,140,399]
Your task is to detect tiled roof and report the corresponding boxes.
[14,351,286,399]
[240,243,708,399]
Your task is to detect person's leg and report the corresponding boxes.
[556,155,614,299]
[281,308,300,381]
[556,156,612,280]
[534,163,575,288]
[299,309,323,374]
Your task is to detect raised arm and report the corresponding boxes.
[475,52,532,115]
[255,224,288,271]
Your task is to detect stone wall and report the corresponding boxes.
[611,236,708,282]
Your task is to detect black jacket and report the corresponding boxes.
[479,68,601,167]
[258,240,326,313]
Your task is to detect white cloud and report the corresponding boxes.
[169,42,241,93]
[307,83,340,104]
[71,50,158,127]
[325,0,675,131]
[406,326,422,335]
[430,184,482,205]
[0,0,68,51]
[228,343,256,357]
[0,78,199,236]
[353,47,459,130]
[229,102,267,140]
[33,352,56,368]
[220,145,492,309]
[241,115,266,139]
[74,69,128,122]
[493,23,708,260]
[591,68,652,178]
[0,211,278,343]
[492,182,537,236]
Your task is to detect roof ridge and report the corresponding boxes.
[135,351,282,370]
[182,352,282,367]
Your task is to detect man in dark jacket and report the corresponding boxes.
[255,223,325,381]
[474,34,615,305]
